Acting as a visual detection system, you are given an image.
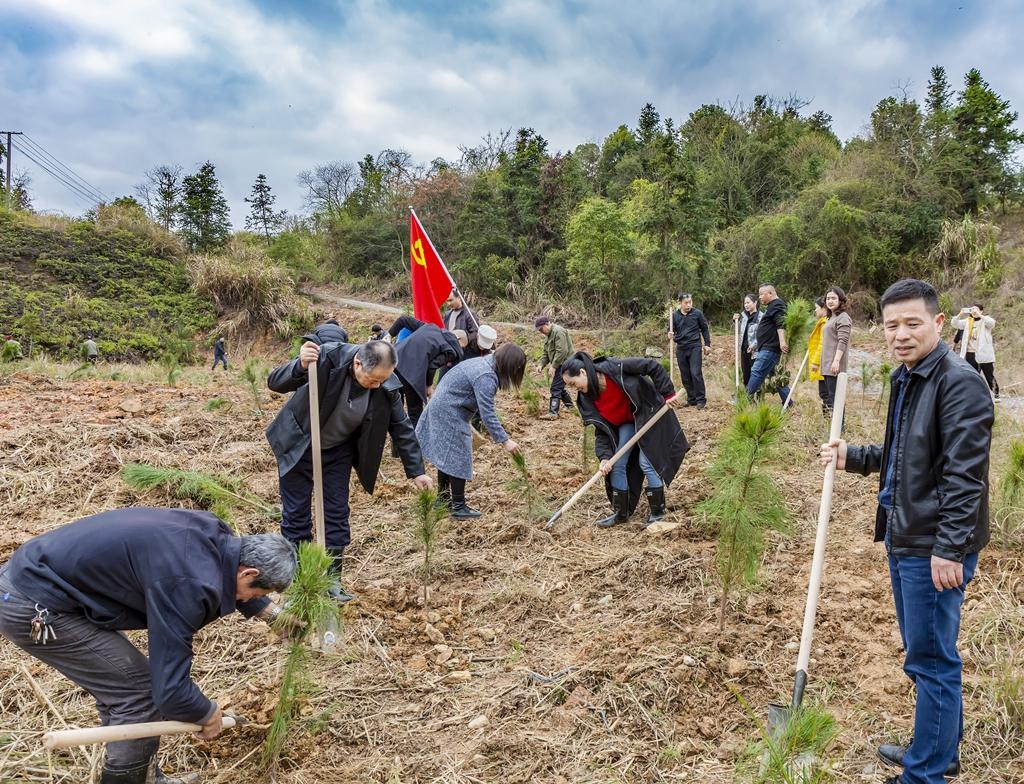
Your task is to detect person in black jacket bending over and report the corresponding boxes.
[386,315,466,426]
[820,279,992,784]
[561,352,689,527]
[670,293,711,409]
[267,340,432,602]
[0,507,296,784]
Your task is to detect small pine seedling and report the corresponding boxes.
[857,361,877,405]
[160,354,182,387]
[263,542,339,770]
[204,397,233,412]
[412,488,446,608]
[506,451,550,523]
[242,358,264,412]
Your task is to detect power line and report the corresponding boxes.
[17,146,103,206]
[19,133,109,202]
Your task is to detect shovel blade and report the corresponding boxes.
[767,703,791,739]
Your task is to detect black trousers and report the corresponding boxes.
[400,380,425,427]
[437,470,468,504]
[279,440,355,550]
[740,348,753,387]
[965,352,999,396]
[675,344,706,405]
[818,375,838,411]
[549,362,573,405]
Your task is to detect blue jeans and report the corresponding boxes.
[609,421,663,491]
[888,551,978,784]
[745,350,790,405]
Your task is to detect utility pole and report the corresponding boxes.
[2,131,24,208]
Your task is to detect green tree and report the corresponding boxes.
[566,196,635,307]
[245,173,286,243]
[178,162,231,251]
[951,68,1024,213]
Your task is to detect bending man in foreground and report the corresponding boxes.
[0,507,297,784]
[820,279,992,784]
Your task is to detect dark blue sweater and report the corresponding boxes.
[3,507,268,723]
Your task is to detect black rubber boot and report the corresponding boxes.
[643,486,667,526]
[100,763,150,784]
[326,546,355,603]
[877,743,959,777]
[595,489,629,528]
[540,397,560,420]
[449,476,482,519]
[155,766,201,784]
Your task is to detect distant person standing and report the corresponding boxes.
[820,286,853,415]
[535,316,575,419]
[807,296,828,392]
[952,305,999,399]
[442,292,478,346]
[627,297,641,330]
[83,334,99,365]
[746,284,789,399]
[733,294,760,387]
[212,336,228,371]
[670,293,711,409]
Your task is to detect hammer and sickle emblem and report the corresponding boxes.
[412,238,427,267]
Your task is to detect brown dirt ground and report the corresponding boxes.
[1,306,1022,783]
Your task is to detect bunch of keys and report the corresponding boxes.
[30,604,57,645]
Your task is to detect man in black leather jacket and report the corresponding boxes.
[267,340,432,602]
[821,279,992,784]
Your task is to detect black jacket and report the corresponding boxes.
[266,342,425,488]
[576,357,690,513]
[2,507,265,723]
[441,305,478,344]
[672,308,711,348]
[394,322,463,402]
[306,322,348,345]
[756,298,786,353]
[845,342,992,561]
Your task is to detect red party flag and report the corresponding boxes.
[409,209,454,328]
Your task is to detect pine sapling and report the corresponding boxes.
[506,451,550,523]
[263,543,339,770]
[160,354,182,387]
[412,489,446,608]
[857,361,876,405]
[874,362,893,415]
[242,358,264,412]
[697,401,790,630]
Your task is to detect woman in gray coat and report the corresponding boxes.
[416,343,525,519]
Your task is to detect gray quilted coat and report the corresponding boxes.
[415,356,509,480]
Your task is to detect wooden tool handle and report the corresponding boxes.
[44,716,238,750]
[795,372,848,677]
[307,359,326,546]
[545,391,680,530]
[781,350,810,410]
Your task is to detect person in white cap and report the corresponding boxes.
[466,324,497,359]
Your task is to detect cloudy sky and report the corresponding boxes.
[2,0,1022,224]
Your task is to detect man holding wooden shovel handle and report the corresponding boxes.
[819,279,992,784]
[0,508,299,783]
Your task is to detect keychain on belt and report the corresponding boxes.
[30,604,57,645]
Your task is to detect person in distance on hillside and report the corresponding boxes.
[670,293,711,409]
[266,340,432,603]
[416,343,525,519]
[745,284,788,400]
[561,351,689,527]
[732,294,760,387]
[951,304,999,399]
[535,316,575,419]
[211,336,228,371]
[820,279,992,784]
[84,333,99,365]
[820,286,853,417]
[0,508,297,784]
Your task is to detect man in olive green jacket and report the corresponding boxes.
[535,316,575,419]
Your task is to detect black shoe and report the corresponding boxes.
[155,767,200,784]
[327,583,355,603]
[451,502,483,519]
[696,402,706,410]
[878,743,959,777]
[596,489,630,528]
[101,764,150,784]
[643,487,667,526]
[882,777,901,784]
[682,400,694,407]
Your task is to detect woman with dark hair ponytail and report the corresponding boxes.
[561,351,689,527]
[820,286,853,415]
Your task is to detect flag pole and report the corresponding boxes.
[409,206,481,331]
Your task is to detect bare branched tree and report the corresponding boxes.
[296,161,357,214]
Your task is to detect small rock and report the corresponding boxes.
[570,602,583,613]
[407,654,428,672]
[425,610,441,624]
[726,657,748,677]
[119,397,143,413]
[368,578,394,590]
[596,594,613,606]
[682,655,697,667]
[861,763,877,776]
[445,670,471,683]
[785,640,799,652]
[424,623,445,644]
[697,717,717,738]
[477,627,496,642]
[432,644,453,663]
[467,714,488,729]
[645,521,680,535]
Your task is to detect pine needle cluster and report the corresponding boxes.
[697,400,790,630]
[735,697,839,784]
[120,462,278,531]
[506,451,550,523]
[263,542,340,769]
[241,358,264,412]
[412,488,446,607]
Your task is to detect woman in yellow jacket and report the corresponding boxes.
[807,297,828,410]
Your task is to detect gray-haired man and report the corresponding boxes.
[0,507,296,784]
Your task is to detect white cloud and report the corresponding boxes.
[1,0,1021,223]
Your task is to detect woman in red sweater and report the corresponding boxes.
[561,352,689,527]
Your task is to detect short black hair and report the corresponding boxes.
[815,296,826,308]
[879,279,939,315]
[326,319,340,326]
[356,340,396,371]
[678,293,692,301]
